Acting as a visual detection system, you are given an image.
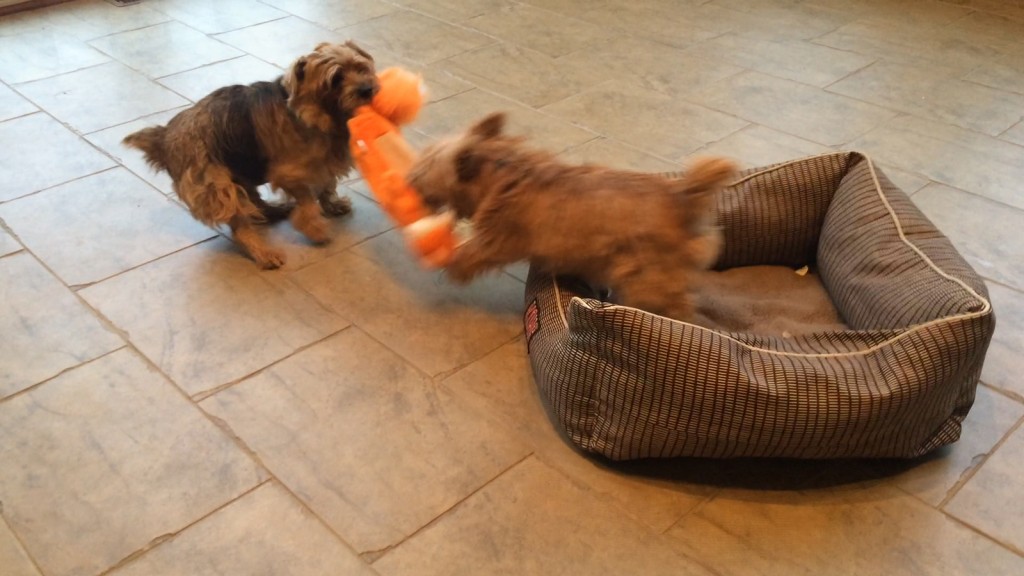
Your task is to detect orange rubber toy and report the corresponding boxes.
[348,67,456,268]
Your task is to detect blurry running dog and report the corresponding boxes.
[123,41,378,268]
[406,112,736,321]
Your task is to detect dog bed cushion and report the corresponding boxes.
[523,152,994,460]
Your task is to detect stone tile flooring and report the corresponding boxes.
[0,1,1021,574]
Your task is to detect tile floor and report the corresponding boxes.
[0,0,1022,574]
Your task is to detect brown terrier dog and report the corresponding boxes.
[123,41,378,269]
[407,113,736,321]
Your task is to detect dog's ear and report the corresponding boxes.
[345,40,375,62]
[469,112,506,140]
[455,149,484,182]
[282,56,308,95]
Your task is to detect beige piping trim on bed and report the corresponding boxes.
[550,151,992,359]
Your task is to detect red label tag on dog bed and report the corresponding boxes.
[524,299,540,351]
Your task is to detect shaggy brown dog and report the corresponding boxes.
[123,41,378,268]
[407,113,736,321]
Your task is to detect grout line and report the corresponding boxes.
[936,414,1024,509]
[366,451,536,564]
[0,345,127,406]
[938,496,1024,559]
[0,511,47,576]
[93,479,274,576]
[190,323,356,403]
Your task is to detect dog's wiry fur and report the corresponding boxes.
[407,113,736,321]
[123,41,378,268]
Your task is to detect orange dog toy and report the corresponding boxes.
[348,67,455,268]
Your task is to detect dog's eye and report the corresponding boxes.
[331,71,344,89]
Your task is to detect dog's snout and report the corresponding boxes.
[357,83,376,100]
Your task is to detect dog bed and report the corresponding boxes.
[523,152,994,460]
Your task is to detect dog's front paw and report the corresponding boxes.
[254,247,287,269]
[321,195,352,217]
[303,217,332,244]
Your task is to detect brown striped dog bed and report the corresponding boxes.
[523,152,994,460]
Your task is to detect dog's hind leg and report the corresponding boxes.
[230,214,286,269]
[244,185,293,223]
[613,265,695,322]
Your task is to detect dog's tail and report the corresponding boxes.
[122,126,170,173]
[673,156,736,228]
[673,156,737,269]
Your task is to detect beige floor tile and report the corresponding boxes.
[687,71,897,146]
[876,164,931,196]
[557,35,744,99]
[156,55,283,102]
[0,517,40,576]
[16,0,169,40]
[828,61,1024,136]
[80,238,348,396]
[683,33,874,88]
[941,0,1024,21]
[714,0,855,23]
[0,28,109,84]
[443,341,716,533]
[374,456,717,576]
[16,61,188,134]
[544,82,748,160]
[146,0,287,35]
[259,0,400,30]
[341,9,493,65]
[690,124,830,169]
[416,64,474,103]
[390,0,513,22]
[0,168,215,286]
[291,230,523,376]
[0,348,264,576]
[886,384,1024,505]
[811,0,974,27]
[202,328,529,553]
[558,137,680,173]
[0,81,36,121]
[982,282,1024,399]
[440,42,607,108]
[945,425,1024,553]
[260,185,394,271]
[813,19,996,77]
[417,88,595,154]
[215,17,347,69]
[89,21,242,79]
[0,252,123,399]
[965,60,1024,96]
[0,113,115,202]
[1001,120,1024,147]
[570,0,721,49]
[849,115,1024,210]
[911,182,1024,291]
[680,2,855,42]
[465,3,608,58]
[667,483,1024,575]
[0,0,171,41]
[110,482,374,576]
[0,227,21,257]
[949,12,1024,59]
